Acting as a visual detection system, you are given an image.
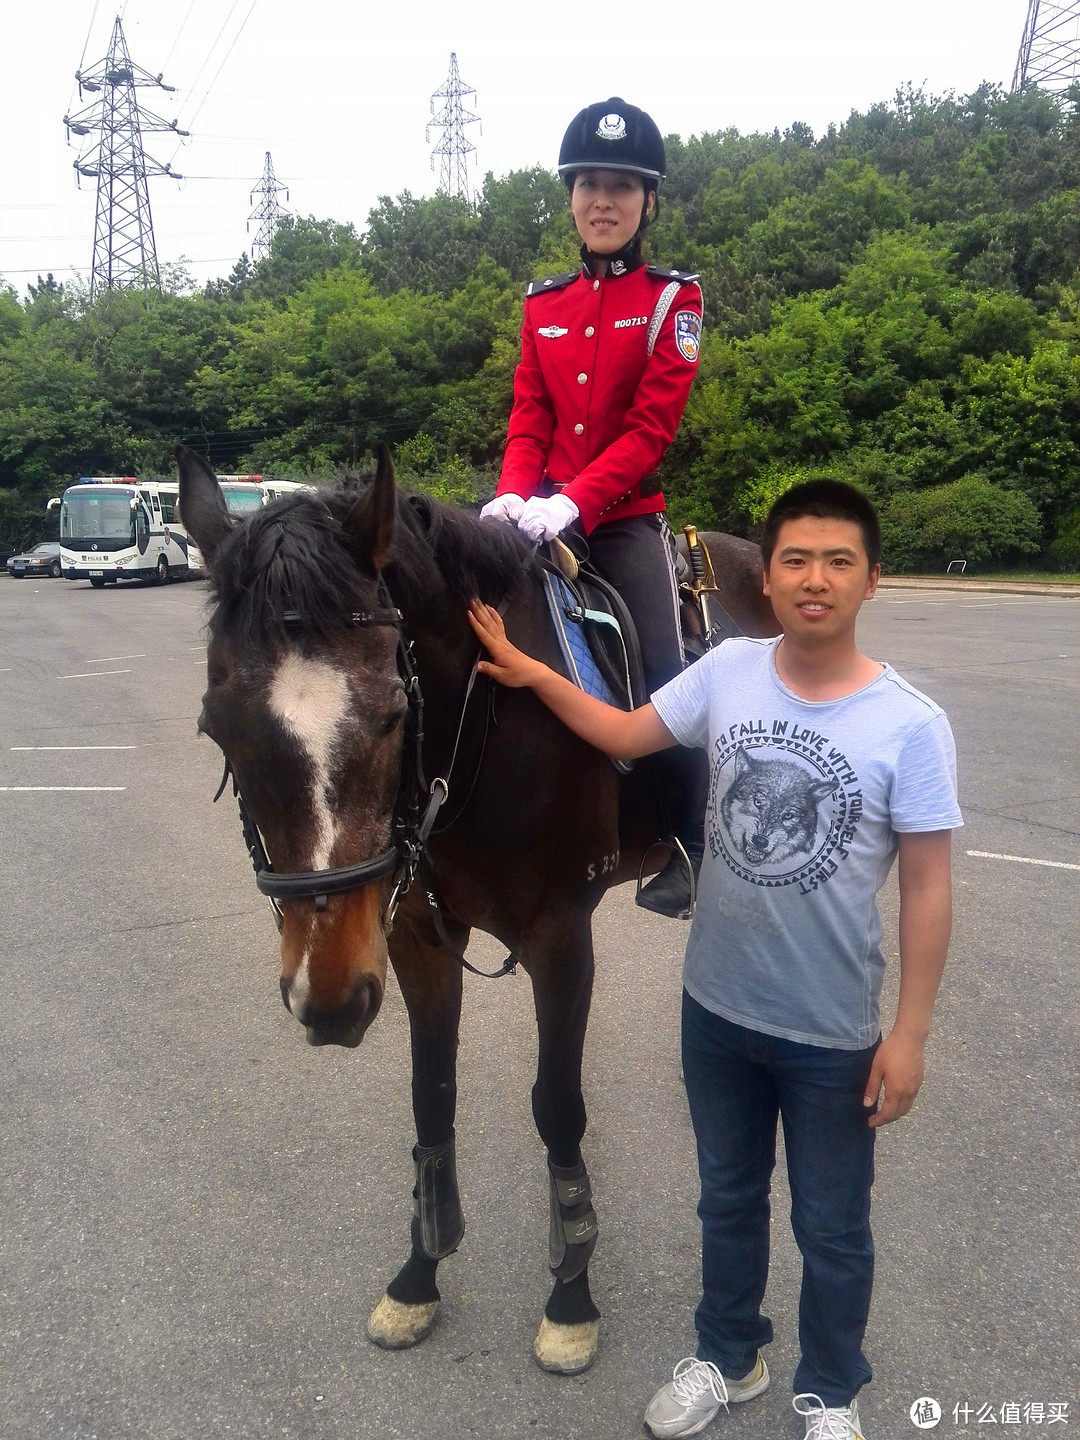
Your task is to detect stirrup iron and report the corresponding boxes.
[636,836,697,919]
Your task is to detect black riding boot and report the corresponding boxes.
[636,746,706,919]
[636,838,704,919]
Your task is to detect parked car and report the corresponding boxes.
[7,542,62,579]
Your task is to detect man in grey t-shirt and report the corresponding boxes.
[470,481,961,1440]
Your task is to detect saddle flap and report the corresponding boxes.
[542,570,639,712]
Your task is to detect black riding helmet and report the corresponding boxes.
[558,98,666,187]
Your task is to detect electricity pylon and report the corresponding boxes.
[64,15,187,297]
[427,53,480,199]
[247,152,289,262]
[1012,1,1080,92]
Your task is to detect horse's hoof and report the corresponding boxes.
[366,1293,439,1349]
[533,1315,599,1374]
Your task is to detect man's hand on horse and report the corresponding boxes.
[469,600,545,688]
[517,494,579,544]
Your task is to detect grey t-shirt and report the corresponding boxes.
[651,637,963,1050]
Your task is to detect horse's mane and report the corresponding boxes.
[205,482,533,647]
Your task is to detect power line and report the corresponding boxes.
[68,0,101,113]
[170,0,258,165]
[184,0,259,134]
[162,0,199,73]
[174,0,243,129]
[1,257,243,277]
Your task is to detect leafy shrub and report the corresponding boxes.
[1047,507,1080,571]
[881,474,1041,572]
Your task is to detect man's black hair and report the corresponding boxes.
[761,479,882,570]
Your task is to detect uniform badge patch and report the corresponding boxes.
[675,310,701,363]
[538,325,569,339]
[596,113,626,141]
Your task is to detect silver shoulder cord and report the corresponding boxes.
[646,280,683,357]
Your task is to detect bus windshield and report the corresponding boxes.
[220,484,264,515]
[61,487,135,540]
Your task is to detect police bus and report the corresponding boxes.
[54,476,194,587]
[55,474,317,585]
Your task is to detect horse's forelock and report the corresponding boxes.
[207,491,376,647]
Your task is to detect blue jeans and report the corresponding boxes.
[681,991,879,1407]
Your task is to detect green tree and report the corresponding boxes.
[361,192,482,296]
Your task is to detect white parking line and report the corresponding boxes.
[85,653,146,662]
[58,669,132,679]
[10,745,137,751]
[967,849,1080,872]
[0,786,127,792]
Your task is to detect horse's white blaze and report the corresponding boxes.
[269,653,350,869]
[289,951,311,1016]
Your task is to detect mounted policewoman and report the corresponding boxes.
[482,97,705,915]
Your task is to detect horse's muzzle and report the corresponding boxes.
[281,973,384,1048]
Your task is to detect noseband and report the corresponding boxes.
[213,581,517,979]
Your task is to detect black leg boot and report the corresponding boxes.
[636,837,703,918]
[636,745,706,919]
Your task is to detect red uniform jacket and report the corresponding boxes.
[497,261,703,535]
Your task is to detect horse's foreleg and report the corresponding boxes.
[528,921,602,1374]
[366,911,465,1351]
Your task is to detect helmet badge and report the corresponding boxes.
[596,113,627,141]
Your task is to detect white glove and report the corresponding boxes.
[517,494,580,544]
[479,493,526,523]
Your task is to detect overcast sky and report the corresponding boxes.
[1,0,1037,293]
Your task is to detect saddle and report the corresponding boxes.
[540,526,741,725]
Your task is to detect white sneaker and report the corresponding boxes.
[644,1353,770,1438]
[793,1392,866,1439]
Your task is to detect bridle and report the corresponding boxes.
[213,577,518,979]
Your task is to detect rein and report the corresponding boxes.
[213,580,518,981]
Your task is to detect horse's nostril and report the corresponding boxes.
[348,975,380,1031]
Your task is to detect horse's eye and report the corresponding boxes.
[382,710,405,736]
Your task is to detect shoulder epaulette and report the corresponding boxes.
[646,265,701,284]
[525,271,579,298]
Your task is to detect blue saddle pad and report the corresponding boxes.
[542,571,631,712]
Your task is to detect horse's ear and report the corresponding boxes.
[175,444,233,565]
[347,442,396,572]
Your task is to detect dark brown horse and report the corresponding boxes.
[177,444,777,1374]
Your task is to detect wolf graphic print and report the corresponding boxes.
[709,722,865,894]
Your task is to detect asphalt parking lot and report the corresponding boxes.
[0,573,1077,1439]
